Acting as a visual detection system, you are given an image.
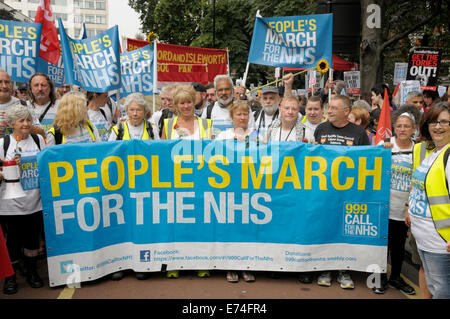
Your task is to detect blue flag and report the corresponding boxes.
[120,44,154,97]
[248,14,333,69]
[37,55,65,87]
[0,19,42,82]
[58,18,121,92]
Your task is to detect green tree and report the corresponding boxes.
[0,8,18,21]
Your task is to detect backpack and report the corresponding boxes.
[158,108,174,136]
[116,121,154,140]
[2,133,41,157]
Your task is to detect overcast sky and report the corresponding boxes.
[108,1,143,40]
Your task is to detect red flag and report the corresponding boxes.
[0,227,14,280]
[375,88,392,145]
[35,0,60,65]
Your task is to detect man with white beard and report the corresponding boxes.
[202,74,255,138]
[253,86,280,140]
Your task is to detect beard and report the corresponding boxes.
[263,103,278,115]
[218,95,233,108]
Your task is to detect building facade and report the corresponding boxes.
[3,0,109,38]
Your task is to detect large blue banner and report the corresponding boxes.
[58,19,121,92]
[120,44,154,97]
[37,140,390,287]
[248,14,333,69]
[0,19,42,83]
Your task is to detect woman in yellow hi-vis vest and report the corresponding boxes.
[407,102,450,299]
[161,85,212,141]
[160,85,211,280]
[109,93,154,141]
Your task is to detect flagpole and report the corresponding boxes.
[153,40,157,115]
[242,62,250,88]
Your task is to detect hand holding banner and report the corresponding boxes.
[58,19,121,92]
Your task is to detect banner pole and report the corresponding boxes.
[153,40,157,115]
[242,62,250,87]
[226,48,230,77]
[328,68,333,105]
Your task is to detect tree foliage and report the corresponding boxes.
[0,8,18,21]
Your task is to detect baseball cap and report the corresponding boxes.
[261,86,279,95]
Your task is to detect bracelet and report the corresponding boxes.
[405,202,409,207]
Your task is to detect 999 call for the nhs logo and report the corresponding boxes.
[343,202,381,238]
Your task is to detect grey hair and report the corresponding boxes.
[161,84,178,95]
[123,93,151,114]
[214,74,233,90]
[405,91,423,100]
[5,104,33,126]
[353,99,371,112]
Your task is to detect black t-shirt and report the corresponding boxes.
[314,121,370,146]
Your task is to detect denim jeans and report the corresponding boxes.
[418,249,450,299]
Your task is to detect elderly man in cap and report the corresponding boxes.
[253,85,281,140]
[192,82,208,117]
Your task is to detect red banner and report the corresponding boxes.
[157,43,227,84]
[125,39,228,84]
[35,0,60,65]
[126,38,149,52]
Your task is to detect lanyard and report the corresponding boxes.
[257,109,279,135]
[279,125,295,141]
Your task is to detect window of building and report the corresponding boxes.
[74,0,83,8]
[95,15,106,24]
[85,15,95,23]
[85,1,95,9]
[96,1,106,10]
[28,10,37,19]
[74,14,83,23]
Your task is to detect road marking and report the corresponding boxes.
[400,274,420,299]
[57,287,75,299]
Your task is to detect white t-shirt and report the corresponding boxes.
[215,127,256,141]
[304,119,320,144]
[409,144,450,254]
[0,134,45,216]
[108,121,145,141]
[378,137,413,221]
[268,126,298,142]
[27,99,59,132]
[46,124,101,146]
[170,119,200,140]
[150,110,163,139]
[88,109,111,141]
[254,110,279,141]
[1,97,40,138]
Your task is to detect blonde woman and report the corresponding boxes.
[46,91,100,146]
[161,85,212,140]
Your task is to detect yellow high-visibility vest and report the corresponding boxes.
[111,121,153,140]
[412,142,450,242]
[164,116,211,140]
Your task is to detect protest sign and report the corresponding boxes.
[399,80,421,105]
[406,47,442,91]
[248,14,332,69]
[0,19,42,83]
[58,19,121,92]
[157,43,227,84]
[393,62,408,85]
[37,55,65,87]
[38,140,390,287]
[344,71,360,96]
[120,44,154,97]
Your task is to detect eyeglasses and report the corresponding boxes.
[395,125,412,129]
[429,120,450,127]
